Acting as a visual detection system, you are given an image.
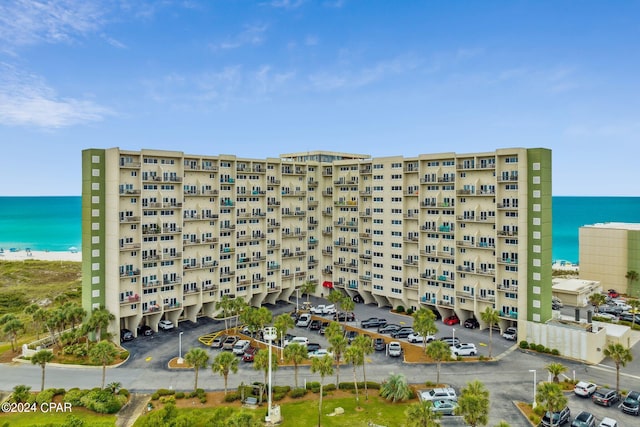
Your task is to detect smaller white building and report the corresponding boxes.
[552,278,601,307]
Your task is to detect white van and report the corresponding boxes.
[296,313,311,327]
[232,339,251,355]
[285,336,309,347]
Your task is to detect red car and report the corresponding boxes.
[242,346,257,362]
[608,289,620,299]
[443,315,460,326]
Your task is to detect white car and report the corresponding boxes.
[598,417,618,427]
[285,336,309,347]
[232,339,251,355]
[388,341,402,357]
[406,332,435,343]
[574,381,597,397]
[310,304,336,315]
[420,388,458,402]
[308,349,333,359]
[296,314,311,327]
[158,320,174,330]
[450,343,477,356]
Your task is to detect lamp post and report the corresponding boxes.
[295,288,300,313]
[452,328,455,344]
[529,369,537,408]
[178,331,184,364]
[264,326,278,423]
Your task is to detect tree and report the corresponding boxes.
[546,362,567,383]
[231,298,249,333]
[30,349,54,391]
[310,354,334,427]
[426,340,451,385]
[253,348,278,390]
[325,321,347,385]
[300,280,317,304]
[63,302,86,330]
[380,372,412,402]
[339,297,355,326]
[11,384,31,403]
[184,347,209,392]
[1,314,24,352]
[536,382,567,427]
[480,306,500,358]
[86,307,114,342]
[603,343,633,393]
[216,295,234,331]
[628,299,640,330]
[344,344,364,407]
[327,291,345,320]
[352,334,374,399]
[274,313,294,345]
[24,304,43,340]
[283,343,308,389]
[626,270,639,298]
[456,380,490,427]
[405,400,441,427]
[89,341,119,389]
[588,293,607,313]
[212,351,239,395]
[107,382,122,394]
[412,308,438,353]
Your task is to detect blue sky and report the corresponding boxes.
[1,0,639,196]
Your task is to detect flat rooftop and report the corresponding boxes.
[582,222,640,230]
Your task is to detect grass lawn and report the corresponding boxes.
[0,407,116,426]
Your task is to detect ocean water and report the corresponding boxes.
[0,196,639,260]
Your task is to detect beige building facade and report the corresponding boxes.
[81,147,553,342]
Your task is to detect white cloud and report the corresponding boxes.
[267,0,306,9]
[211,24,268,50]
[0,63,112,128]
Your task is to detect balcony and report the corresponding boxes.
[120,269,141,278]
[164,302,182,311]
[120,295,140,304]
[120,243,141,251]
[119,189,141,195]
[120,216,140,223]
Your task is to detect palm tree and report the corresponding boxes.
[546,362,567,383]
[380,372,412,402]
[300,280,317,304]
[412,308,438,353]
[456,380,490,427]
[405,400,441,427]
[626,270,639,298]
[89,341,119,389]
[327,290,345,320]
[0,315,24,352]
[603,343,633,393]
[536,382,567,427]
[86,307,114,342]
[231,298,248,333]
[184,347,209,392]
[352,334,374,399]
[274,313,294,345]
[426,340,451,385]
[310,354,334,427]
[325,321,347,385]
[588,293,607,313]
[344,344,364,407]
[216,295,234,331]
[24,304,43,340]
[63,302,86,330]
[628,299,640,330]
[253,348,278,389]
[107,382,122,394]
[480,306,500,358]
[339,297,355,326]
[212,351,239,395]
[30,349,54,391]
[283,343,308,389]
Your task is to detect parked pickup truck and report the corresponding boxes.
[360,317,387,329]
[310,304,336,315]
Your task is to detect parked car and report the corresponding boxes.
[222,335,239,350]
[352,294,364,303]
[308,349,334,359]
[373,337,386,351]
[621,390,640,415]
[608,289,620,299]
[232,340,251,355]
[443,315,460,325]
[502,327,517,341]
[574,381,597,397]
[319,321,330,335]
[463,318,479,329]
[211,334,228,349]
[307,342,321,353]
[552,296,564,308]
[420,388,458,402]
[407,332,435,343]
[309,319,322,331]
[296,314,311,327]
[285,336,309,347]
[597,418,618,427]
[158,320,174,330]
[450,343,477,356]
[334,311,356,322]
[619,312,640,323]
[439,336,461,346]
[388,341,402,357]
[390,327,415,339]
[310,304,327,315]
[137,325,153,336]
[571,411,596,427]
[431,399,458,415]
[360,317,387,328]
[120,329,134,342]
[592,388,620,407]
[242,346,257,362]
[540,406,571,427]
[378,324,401,334]
[344,330,359,343]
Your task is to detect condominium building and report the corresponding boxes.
[81,147,552,340]
[579,222,640,297]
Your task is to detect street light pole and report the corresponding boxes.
[452,328,455,344]
[529,369,537,408]
[264,327,278,423]
[295,288,299,313]
[178,331,184,364]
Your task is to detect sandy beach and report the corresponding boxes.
[0,249,82,262]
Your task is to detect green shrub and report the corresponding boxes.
[551,349,560,356]
[224,392,240,402]
[519,341,529,349]
[35,389,56,405]
[63,388,85,406]
[365,381,381,390]
[118,388,130,399]
[119,350,129,360]
[424,381,436,387]
[159,395,175,405]
[273,391,286,401]
[156,388,175,397]
[289,388,307,398]
[324,384,336,392]
[272,385,291,394]
[306,381,321,392]
[80,389,126,414]
[199,396,207,404]
[11,385,32,404]
[406,308,414,315]
[151,392,160,401]
[535,344,546,352]
[396,306,405,313]
[175,391,185,399]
